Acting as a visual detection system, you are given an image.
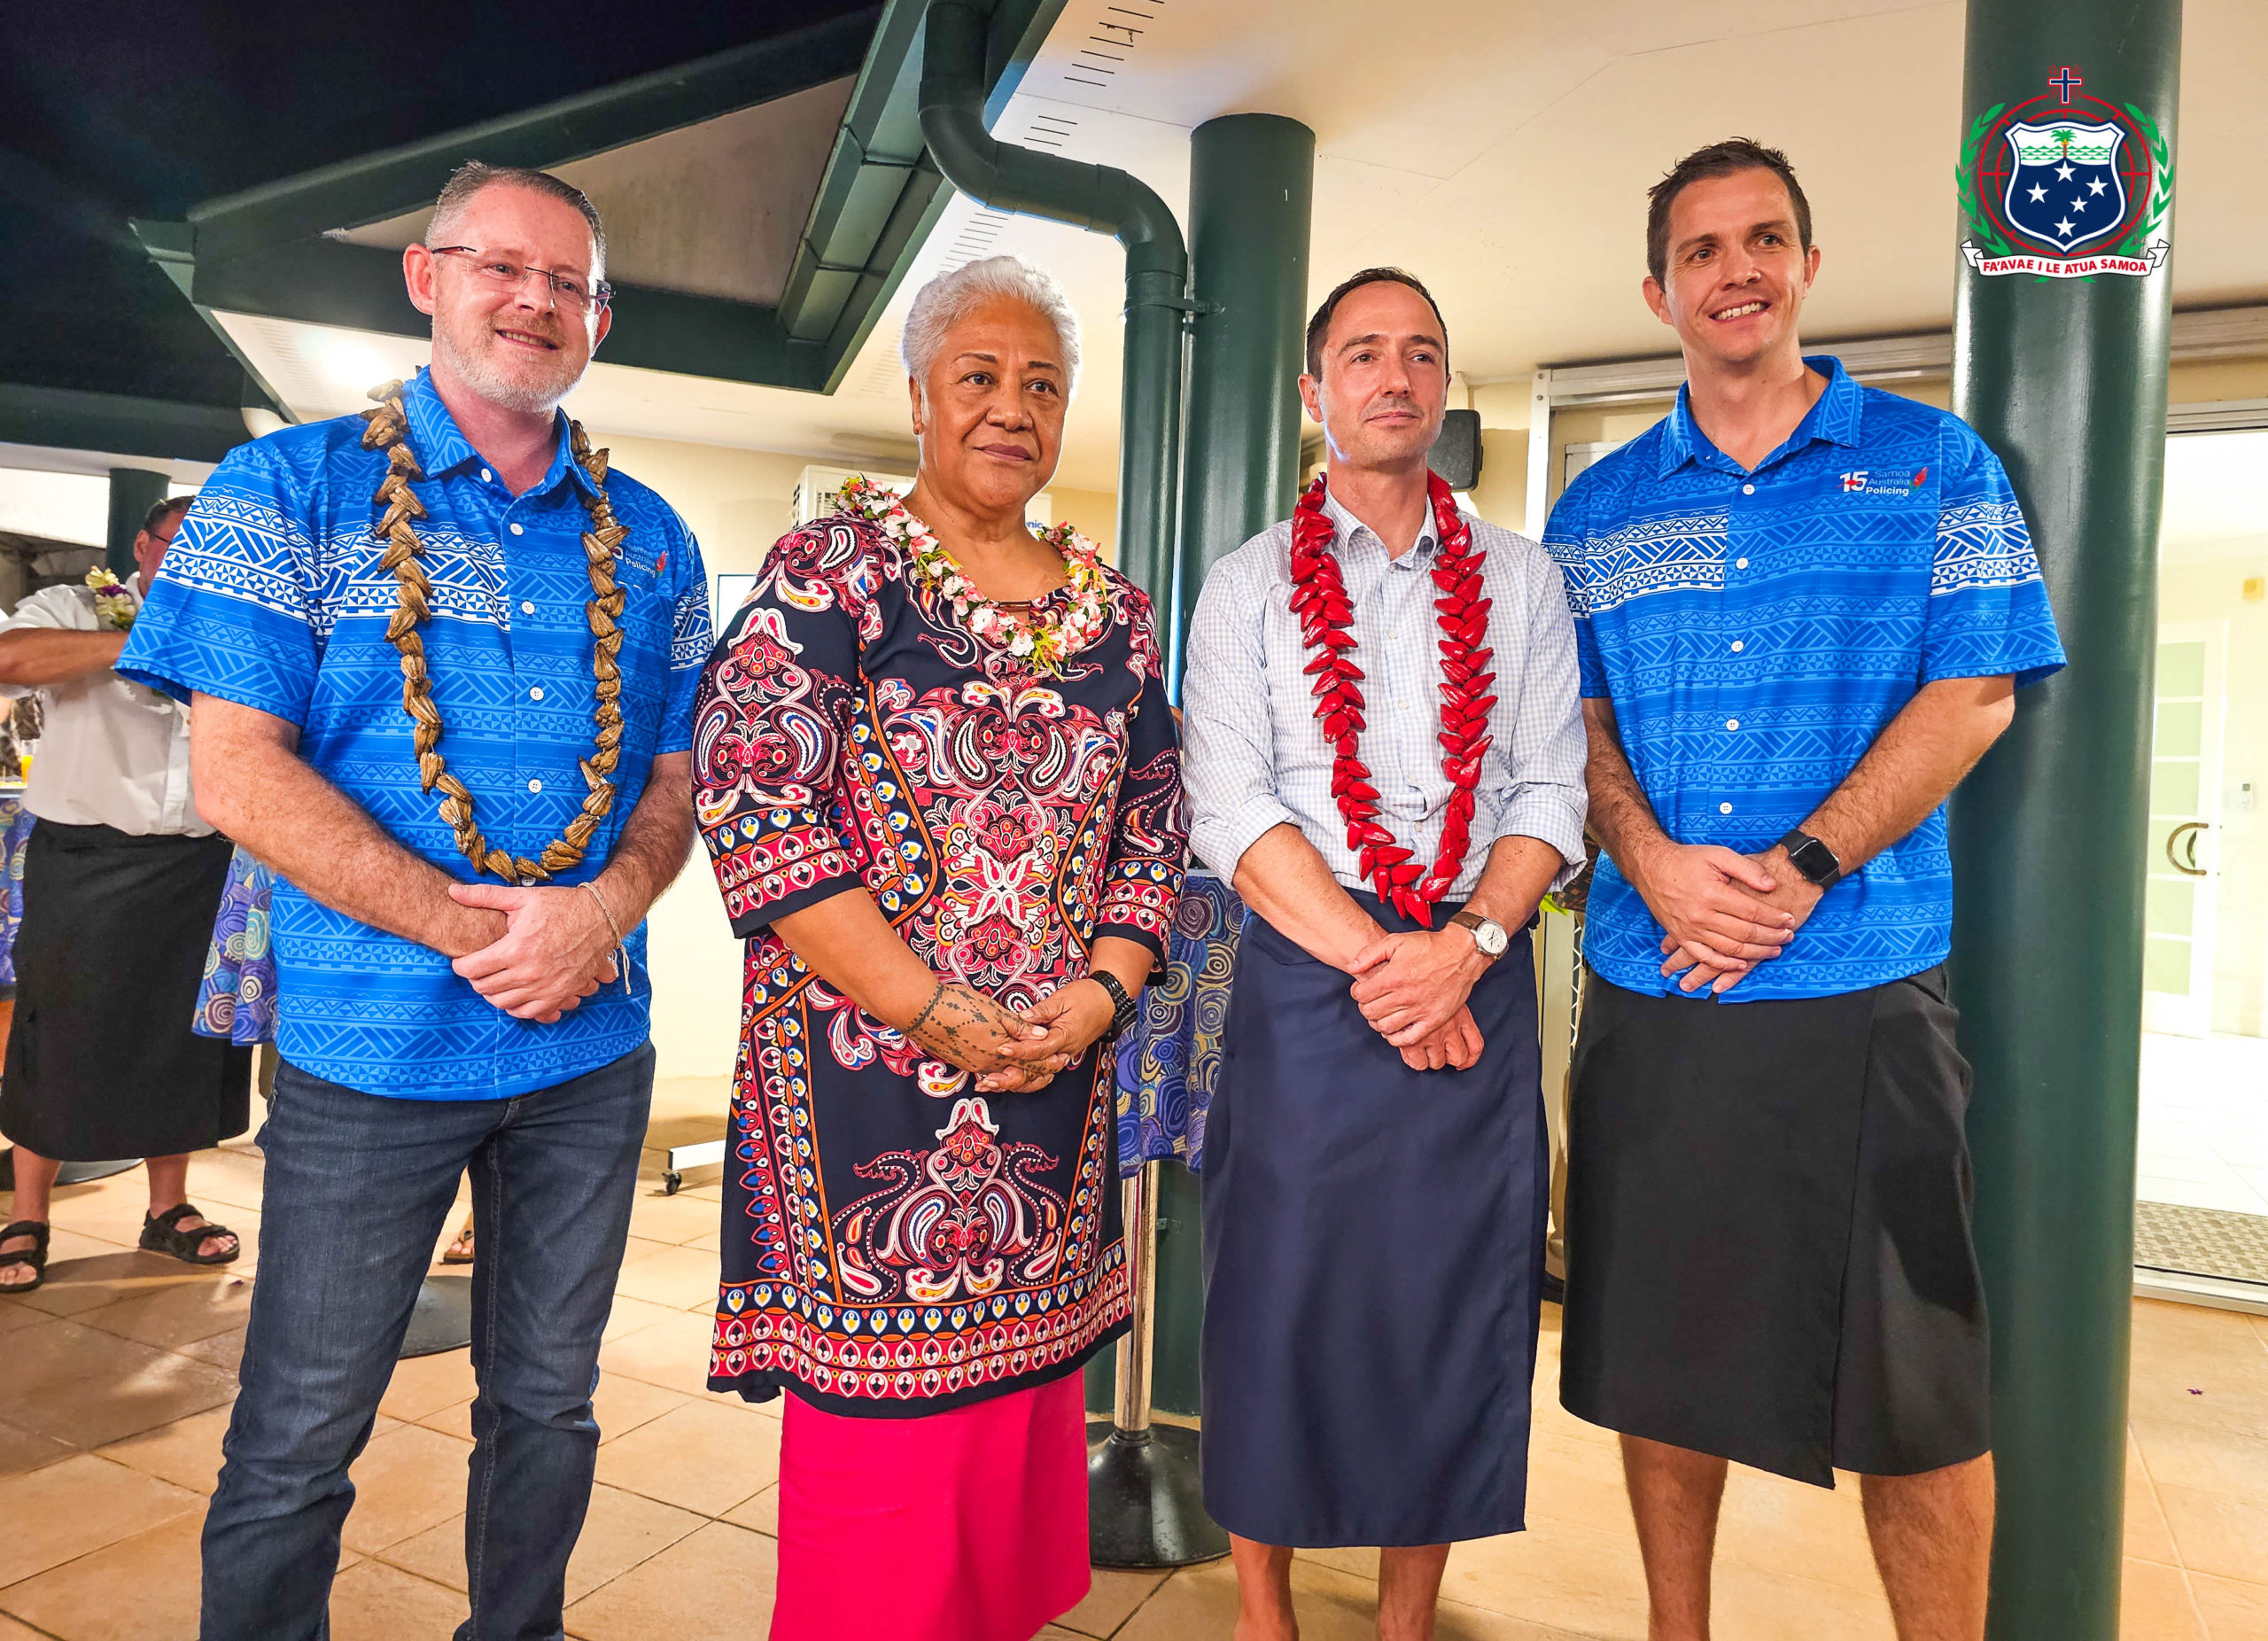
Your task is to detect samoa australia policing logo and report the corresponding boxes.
[1956,66,2172,279]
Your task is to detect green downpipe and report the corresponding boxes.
[1947,3,2179,1635]
[106,469,170,579]
[917,0,1187,611]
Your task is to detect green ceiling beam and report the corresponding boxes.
[182,10,882,269]
[165,237,819,392]
[0,385,247,464]
[783,0,1071,393]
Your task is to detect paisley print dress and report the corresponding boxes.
[693,511,1186,1417]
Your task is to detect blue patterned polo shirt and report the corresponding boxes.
[1546,356,2065,1002]
[120,368,711,1097]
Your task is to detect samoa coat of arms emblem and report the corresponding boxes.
[1956,66,2172,279]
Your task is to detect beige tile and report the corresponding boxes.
[1715,1467,1879,1596]
[721,1483,778,1536]
[593,1374,695,1444]
[181,1148,268,1215]
[610,1243,724,1310]
[326,1559,468,1641]
[595,1309,718,1396]
[594,1399,778,1517]
[686,1229,722,1253]
[2135,1417,2268,1504]
[1708,1561,1895,1639]
[563,1519,776,1639]
[76,1270,253,1349]
[1055,1567,1169,1637]
[175,1326,246,1373]
[1,1316,237,1448]
[1439,1516,1649,1637]
[2127,1432,2184,1567]
[0,1505,205,1641]
[0,1418,74,1481]
[416,1399,478,1443]
[625,1191,719,1247]
[1116,1557,1588,1641]
[2157,1483,2268,1585]
[376,1476,711,1609]
[600,1294,691,1342]
[0,1615,48,1638]
[12,1234,186,1319]
[2191,1570,2268,1640]
[2120,1556,2207,1641]
[338,1422,474,1555]
[377,1346,478,1424]
[97,1405,234,1496]
[1521,1430,1639,1536]
[0,1452,200,1587]
[1296,1545,1381,1581]
[0,1295,51,1335]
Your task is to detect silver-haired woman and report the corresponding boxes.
[691,254,1186,1640]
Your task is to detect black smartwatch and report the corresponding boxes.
[1776,828,1844,890]
[1088,970,1140,1038]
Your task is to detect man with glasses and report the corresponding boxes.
[120,161,710,1640]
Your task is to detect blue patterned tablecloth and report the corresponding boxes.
[0,796,30,989]
[193,845,276,1045]
[1114,870,1244,1177]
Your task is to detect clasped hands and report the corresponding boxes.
[904,977,1121,1097]
[1635,842,1821,995]
[447,881,620,1024]
[1347,927,1489,1074]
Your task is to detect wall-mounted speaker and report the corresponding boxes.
[1430,408,1483,491]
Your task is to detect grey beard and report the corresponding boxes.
[433,320,584,416]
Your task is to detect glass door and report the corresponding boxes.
[2143,622,2226,1038]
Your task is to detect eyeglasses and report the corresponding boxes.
[427,246,613,313]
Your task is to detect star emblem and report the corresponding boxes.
[2070,197,2087,211]
[2055,161,2076,181]
[2088,176,2108,195]
[2028,183,2048,202]
[2055,216,2077,236]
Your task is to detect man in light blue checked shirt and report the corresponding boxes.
[1182,268,1585,1637]
[120,162,708,1641]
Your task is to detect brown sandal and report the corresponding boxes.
[139,1203,239,1266]
[1,1219,50,1294]
[440,1215,476,1265]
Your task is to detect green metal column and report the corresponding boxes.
[106,469,170,579]
[1947,4,2179,1637]
[1170,114,1316,673]
[1143,113,1315,1419]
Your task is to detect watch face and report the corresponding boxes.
[1475,919,1509,956]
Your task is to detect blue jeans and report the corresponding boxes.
[200,1045,654,1641]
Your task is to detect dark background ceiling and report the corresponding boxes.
[0,1,882,408]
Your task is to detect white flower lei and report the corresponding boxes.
[836,474,1109,674]
[84,567,136,631]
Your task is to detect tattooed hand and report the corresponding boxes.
[905,982,1060,1093]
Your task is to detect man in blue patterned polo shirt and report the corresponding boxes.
[120,162,710,1640]
[1546,140,2064,1641]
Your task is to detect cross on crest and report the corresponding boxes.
[2050,66,2084,104]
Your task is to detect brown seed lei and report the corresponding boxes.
[360,380,627,886]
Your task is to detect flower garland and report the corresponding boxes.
[84,568,136,631]
[836,474,1108,674]
[1291,470,1495,928]
[360,380,627,886]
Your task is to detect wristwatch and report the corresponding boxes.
[1088,970,1140,1038]
[1777,828,1845,890]
[1448,908,1511,963]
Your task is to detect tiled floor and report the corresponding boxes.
[4,1085,2267,1638]
[2140,1030,2268,1217]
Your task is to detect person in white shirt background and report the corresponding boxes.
[0,493,251,1295]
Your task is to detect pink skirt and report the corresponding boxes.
[769,1373,1092,1641]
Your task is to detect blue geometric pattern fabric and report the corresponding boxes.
[1546,356,2065,1001]
[120,369,711,1097]
[1113,869,1244,1176]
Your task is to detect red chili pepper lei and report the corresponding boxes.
[1288,470,1492,929]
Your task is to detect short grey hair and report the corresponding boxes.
[900,254,1081,399]
[427,160,607,277]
